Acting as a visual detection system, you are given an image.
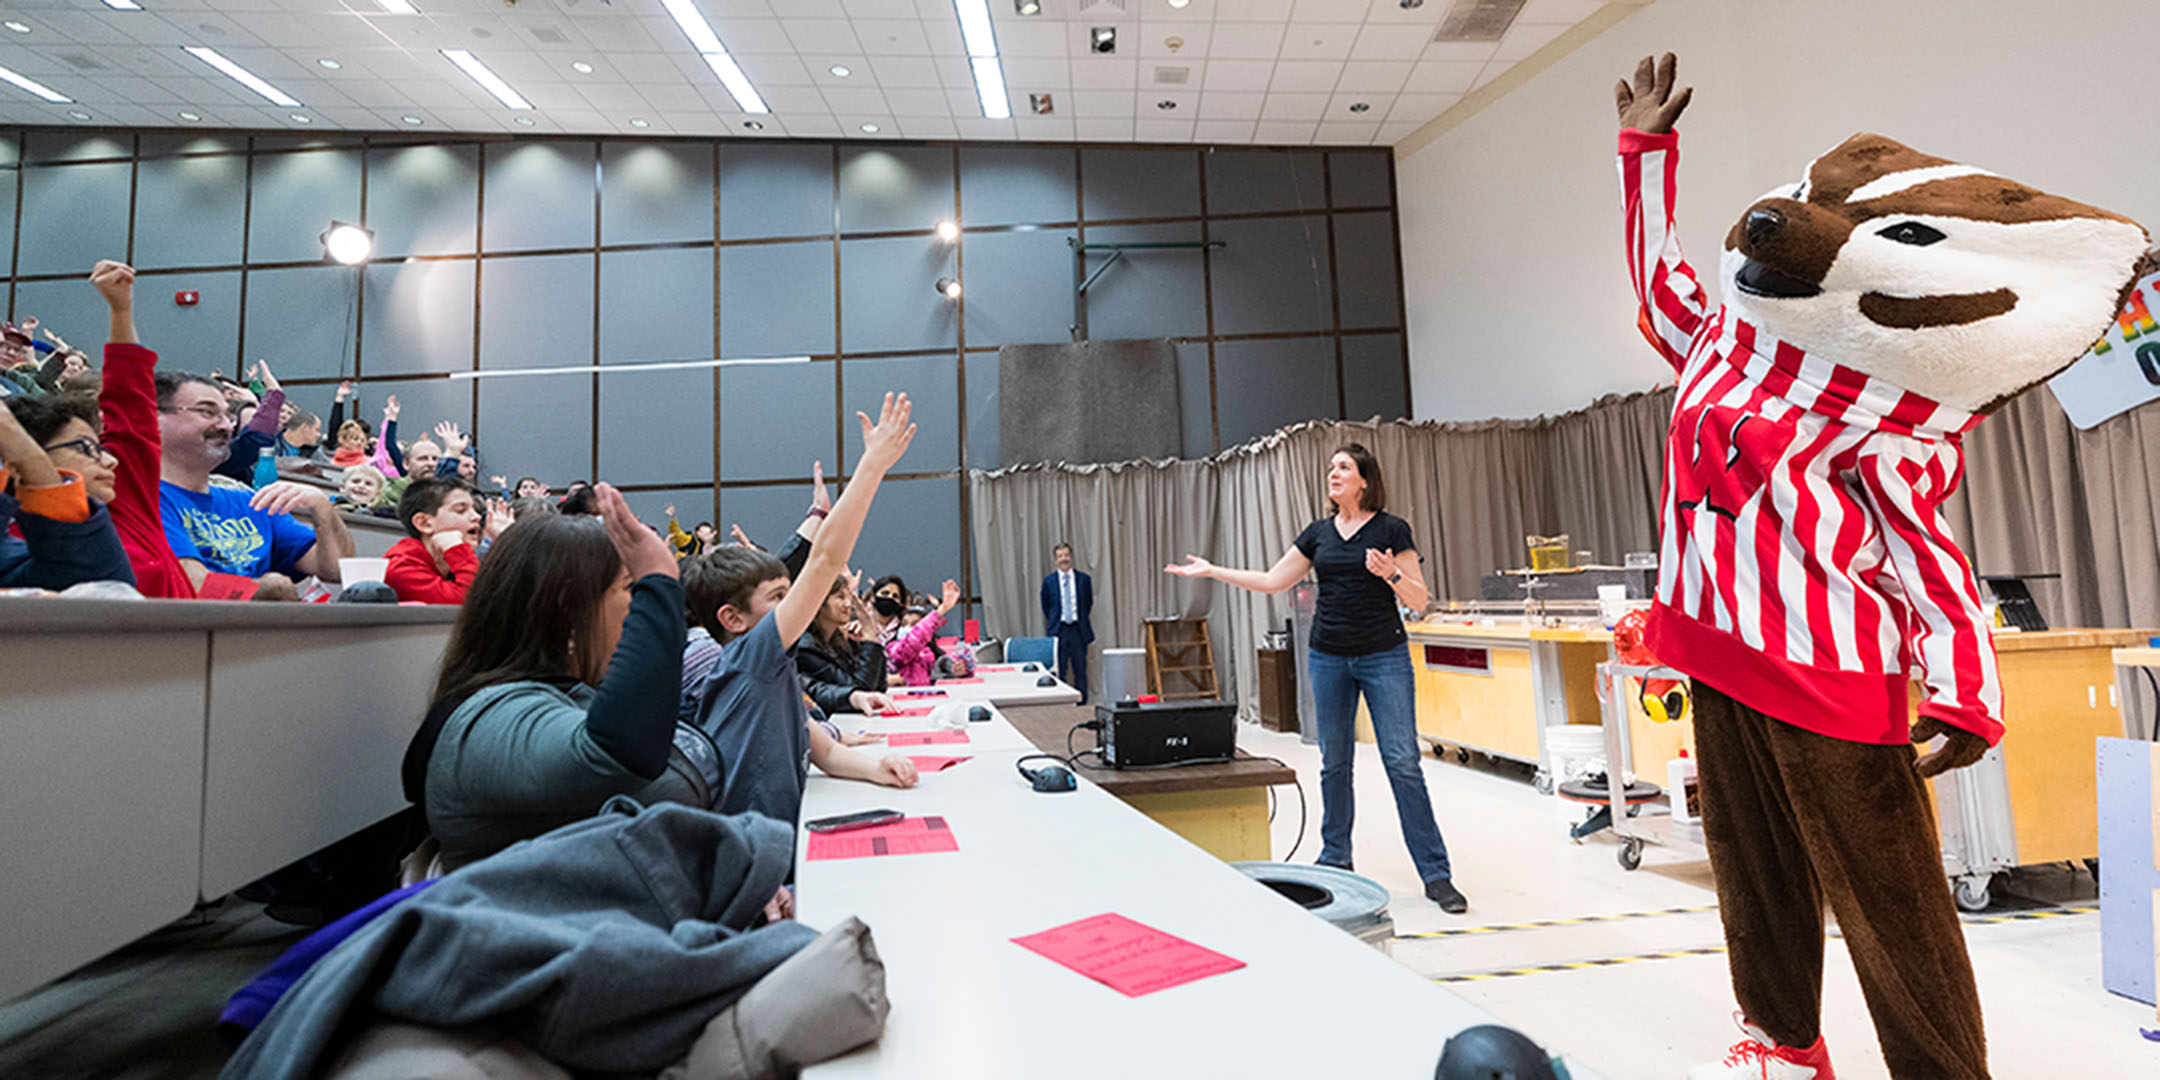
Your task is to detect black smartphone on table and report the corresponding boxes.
[804,808,904,833]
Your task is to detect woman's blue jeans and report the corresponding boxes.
[1309,644,1453,883]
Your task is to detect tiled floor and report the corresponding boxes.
[1241,724,2159,1079]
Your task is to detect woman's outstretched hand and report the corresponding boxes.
[1164,554,1215,579]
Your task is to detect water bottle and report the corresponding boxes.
[252,445,276,488]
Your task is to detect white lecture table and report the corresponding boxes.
[795,709,1605,1079]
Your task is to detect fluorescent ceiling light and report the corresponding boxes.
[441,48,532,110]
[969,56,1010,119]
[953,0,997,59]
[658,0,767,114]
[0,65,70,103]
[184,46,300,108]
[374,0,419,13]
[102,0,144,10]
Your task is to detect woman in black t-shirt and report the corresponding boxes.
[1166,443,1465,913]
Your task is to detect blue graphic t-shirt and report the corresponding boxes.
[159,482,318,579]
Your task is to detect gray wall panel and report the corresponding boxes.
[135,270,242,376]
[602,141,715,247]
[598,367,713,488]
[1342,333,1408,422]
[248,150,362,265]
[132,154,246,270]
[1175,341,1216,459]
[842,353,959,473]
[959,147,1075,227]
[18,162,131,276]
[963,349,999,470]
[1081,149,1199,221]
[478,372,591,486]
[1204,150,1327,216]
[481,142,596,252]
[1213,336,1339,447]
[242,265,361,383]
[22,133,129,164]
[719,240,833,358]
[365,144,478,259]
[719,145,833,240]
[623,486,717,539]
[720,359,834,481]
[11,277,116,365]
[479,254,594,370]
[839,146,952,234]
[361,376,472,467]
[361,258,475,378]
[853,475,963,607]
[138,135,245,159]
[0,171,14,275]
[1329,151,1392,209]
[962,228,1074,348]
[1080,222,1209,341]
[600,246,713,362]
[1332,210,1400,331]
[1207,215,1334,336]
[717,484,815,556]
[839,235,955,354]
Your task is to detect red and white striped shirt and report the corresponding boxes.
[1619,128,2003,746]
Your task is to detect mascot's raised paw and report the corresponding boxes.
[1614,52,1691,134]
[1910,716,1988,778]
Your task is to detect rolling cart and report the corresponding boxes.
[1562,659,1703,870]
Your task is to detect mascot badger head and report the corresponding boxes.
[1719,134,2149,413]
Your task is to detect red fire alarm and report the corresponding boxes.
[175,290,199,307]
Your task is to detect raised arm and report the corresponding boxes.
[774,394,914,645]
[575,484,690,779]
[1614,53,1707,372]
[1165,547,1311,595]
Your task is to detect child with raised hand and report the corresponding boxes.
[384,477,507,604]
[683,392,922,830]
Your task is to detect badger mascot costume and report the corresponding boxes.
[1611,54,2149,1079]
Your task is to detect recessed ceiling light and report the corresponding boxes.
[572,61,593,74]
[1015,0,1040,14]
[742,120,763,131]
[102,0,143,10]
[1168,0,1190,7]
[860,122,879,133]
[955,0,1011,120]
[440,48,531,110]
[317,58,341,70]
[659,0,768,114]
[514,116,535,126]
[4,21,31,33]
[830,65,851,77]
[67,110,90,120]
[291,113,311,123]
[1349,102,1370,113]
[629,117,650,128]
[374,0,419,13]
[0,64,72,103]
[1157,100,1177,110]
[178,111,201,121]
[185,46,301,107]
[401,115,423,125]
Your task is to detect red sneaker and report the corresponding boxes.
[1687,1014,1835,1079]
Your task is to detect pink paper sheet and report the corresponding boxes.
[906,755,972,772]
[887,729,969,746]
[1011,913,1246,997]
[804,816,959,861]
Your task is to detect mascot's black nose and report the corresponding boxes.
[1744,206,1785,248]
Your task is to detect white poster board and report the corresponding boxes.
[2048,269,2160,429]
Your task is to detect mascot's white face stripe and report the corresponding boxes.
[1843,164,1996,204]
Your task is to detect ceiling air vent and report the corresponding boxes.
[1432,0,1527,44]
[528,25,571,45]
[1152,65,1190,85]
[1078,0,1129,12]
[58,53,106,71]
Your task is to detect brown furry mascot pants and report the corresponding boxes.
[1692,682,1989,1079]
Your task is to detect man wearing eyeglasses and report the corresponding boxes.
[157,371,352,599]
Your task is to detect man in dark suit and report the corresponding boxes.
[1040,542,1094,703]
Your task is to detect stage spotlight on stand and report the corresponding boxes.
[935,220,959,242]
[321,221,374,265]
[936,277,962,300]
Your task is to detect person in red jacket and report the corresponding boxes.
[385,477,503,604]
[87,260,195,599]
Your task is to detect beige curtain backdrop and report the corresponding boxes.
[968,384,2160,719]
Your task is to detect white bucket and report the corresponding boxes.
[1544,724,1609,823]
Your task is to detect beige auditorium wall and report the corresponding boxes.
[1395,0,2160,421]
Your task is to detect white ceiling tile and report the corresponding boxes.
[1268,59,1341,93]
[1289,0,1370,21]
[578,83,655,111]
[1070,89,1137,117]
[842,115,897,137]
[1361,0,1444,24]
[1471,60,1507,90]
[920,18,967,57]
[870,55,943,87]
[759,84,832,112]
[1074,115,1134,141]
[707,18,796,53]
[1137,23,1210,59]
[946,86,987,114]
[736,53,818,86]
[1192,118,1255,143]
[1197,91,1263,120]
[1143,88,1198,114]
[1517,0,1608,25]
[1133,117,1194,142]
[1259,90,1326,120]
[431,106,501,132]
[883,87,951,114]
[998,22,1069,57]
[821,85,892,112]
[1069,56,1137,89]
[1492,21,1569,62]
[1012,115,1075,139]
[780,19,864,54]
[229,13,331,48]
[334,80,410,108]
[1419,41,1497,63]
[779,114,844,137]
[305,106,385,129]
[1001,55,1071,89]
[26,12,155,46]
[841,0,923,18]
[1208,22,1285,59]
[1387,91,1458,124]
[1313,120,1379,145]
[1375,120,1419,143]
[1253,119,1317,144]
[636,83,710,111]
[583,20,667,52]
[1335,58,1409,93]
[952,116,1016,139]
[710,0,781,18]
[1213,0,1295,19]
[935,55,978,88]
[1274,22,1354,60]
[1201,58,1271,92]
[1324,91,1388,119]
[898,114,960,140]
[1349,23,1428,60]
[1402,59,1480,94]
[1137,0,1223,19]
[852,19,934,56]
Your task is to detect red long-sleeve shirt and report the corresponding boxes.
[1619,128,2003,746]
[385,536,477,604]
[100,342,195,599]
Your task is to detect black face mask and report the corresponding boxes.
[873,595,903,617]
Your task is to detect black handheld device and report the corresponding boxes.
[804,808,904,833]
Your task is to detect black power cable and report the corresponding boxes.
[1060,721,1311,861]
